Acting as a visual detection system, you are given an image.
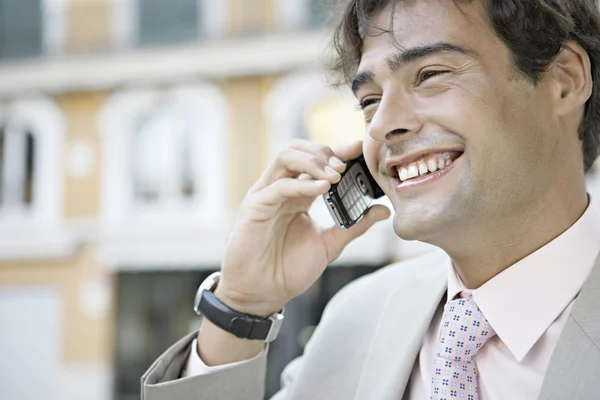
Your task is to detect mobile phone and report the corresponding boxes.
[323,155,384,229]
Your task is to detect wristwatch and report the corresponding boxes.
[193,272,285,343]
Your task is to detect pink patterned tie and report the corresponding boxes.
[430,293,496,400]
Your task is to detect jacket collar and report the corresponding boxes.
[355,250,448,400]
[537,249,600,399]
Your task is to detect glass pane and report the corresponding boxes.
[23,131,35,206]
[138,0,200,46]
[180,131,195,198]
[308,0,335,29]
[133,108,193,204]
[0,0,42,59]
[133,112,166,203]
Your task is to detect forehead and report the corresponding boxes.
[359,0,496,71]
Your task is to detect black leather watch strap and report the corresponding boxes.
[198,289,273,340]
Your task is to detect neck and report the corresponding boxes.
[436,190,589,289]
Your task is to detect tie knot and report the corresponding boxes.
[437,295,496,362]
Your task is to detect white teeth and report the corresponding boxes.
[399,167,408,181]
[427,159,438,173]
[407,164,419,179]
[397,153,459,183]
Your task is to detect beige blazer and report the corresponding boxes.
[142,249,600,400]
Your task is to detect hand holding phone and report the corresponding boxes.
[213,140,389,318]
[323,155,384,229]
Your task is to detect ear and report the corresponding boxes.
[551,41,593,117]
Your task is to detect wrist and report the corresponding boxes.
[194,272,285,343]
[214,286,284,318]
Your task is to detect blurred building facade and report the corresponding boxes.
[0,1,431,399]
[3,1,599,400]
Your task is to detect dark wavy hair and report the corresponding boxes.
[330,0,600,172]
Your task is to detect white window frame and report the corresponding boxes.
[112,0,228,49]
[0,97,64,228]
[98,84,231,269]
[42,0,67,56]
[99,84,229,232]
[0,96,73,260]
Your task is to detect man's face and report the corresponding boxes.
[357,0,562,244]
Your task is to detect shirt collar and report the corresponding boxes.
[446,195,600,362]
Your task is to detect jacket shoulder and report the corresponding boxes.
[327,247,449,312]
[277,247,449,398]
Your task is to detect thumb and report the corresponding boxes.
[321,204,392,262]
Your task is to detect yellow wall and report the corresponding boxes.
[0,90,114,366]
[0,249,115,364]
[66,0,112,53]
[304,95,366,148]
[223,76,276,209]
[57,92,108,220]
[229,0,275,35]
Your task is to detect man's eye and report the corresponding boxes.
[417,70,448,84]
[358,98,379,110]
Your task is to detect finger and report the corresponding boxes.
[333,140,364,163]
[254,148,341,192]
[288,139,346,173]
[321,204,391,262]
[257,178,331,206]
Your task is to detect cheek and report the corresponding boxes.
[363,136,381,176]
[463,83,555,201]
[485,85,552,169]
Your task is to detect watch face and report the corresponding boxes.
[194,271,221,314]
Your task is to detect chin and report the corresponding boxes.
[391,212,450,243]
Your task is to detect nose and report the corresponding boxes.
[367,94,423,144]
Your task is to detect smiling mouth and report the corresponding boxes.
[390,151,463,184]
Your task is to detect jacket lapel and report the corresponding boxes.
[355,258,448,400]
[537,250,600,400]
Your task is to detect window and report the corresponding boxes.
[99,85,230,267]
[0,0,43,59]
[132,107,195,204]
[100,85,228,232]
[0,97,66,259]
[138,0,201,46]
[308,0,335,28]
[0,123,36,214]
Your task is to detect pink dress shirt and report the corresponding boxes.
[185,198,600,400]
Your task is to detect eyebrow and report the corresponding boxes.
[351,42,479,96]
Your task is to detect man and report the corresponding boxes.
[142,0,600,399]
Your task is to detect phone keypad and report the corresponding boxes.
[339,186,368,222]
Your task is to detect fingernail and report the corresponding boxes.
[324,165,339,175]
[329,157,345,168]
